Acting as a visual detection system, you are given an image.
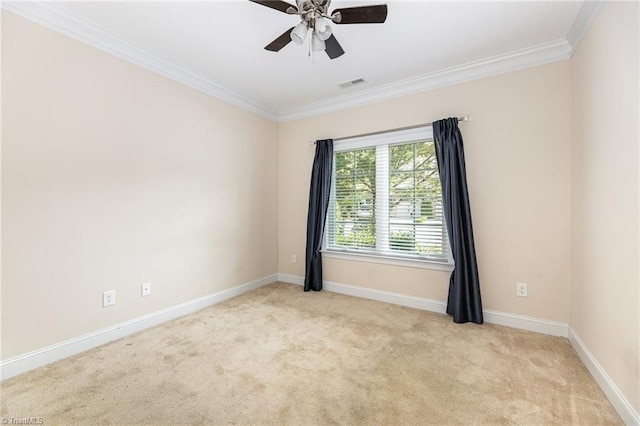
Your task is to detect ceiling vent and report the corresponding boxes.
[337,78,366,89]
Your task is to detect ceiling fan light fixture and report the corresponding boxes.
[311,33,326,51]
[251,0,388,60]
[290,22,308,45]
[315,17,332,41]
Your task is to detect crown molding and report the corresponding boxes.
[1,1,280,121]
[3,1,600,123]
[278,38,572,121]
[279,1,601,121]
[567,0,603,54]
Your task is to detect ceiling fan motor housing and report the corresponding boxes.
[296,0,333,27]
[251,0,387,59]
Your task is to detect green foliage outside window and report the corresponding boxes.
[334,223,376,249]
[330,138,446,258]
[389,141,443,255]
[333,149,376,250]
[390,230,415,251]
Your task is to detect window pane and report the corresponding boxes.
[415,170,441,195]
[414,141,437,171]
[389,171,415,220]
[334,222,376,249]
[389,226,415,252]
[335,151,354,176]
[388,141,446,257]
[415,223,445,255]
[329,137,448,262]
[390,144,415,172]
[329,148,376,251]
[354,149,376,175]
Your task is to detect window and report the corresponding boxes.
[325,126,452,267]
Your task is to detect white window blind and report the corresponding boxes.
[326,126,451,263]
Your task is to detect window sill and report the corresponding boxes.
[321,250,454,272]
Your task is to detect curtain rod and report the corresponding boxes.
[310,116,470,145]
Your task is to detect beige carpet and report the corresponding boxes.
[1,282,621,425]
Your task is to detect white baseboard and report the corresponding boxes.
[568,328,639,425]
[482,309,568,337]
[0,274,278,381]
[4,273,634,425]
[277,273,305,286]
[276,273,567,337]
[277,273,447,314]
[277,274,639,423]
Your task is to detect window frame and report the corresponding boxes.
[322,126,454,271]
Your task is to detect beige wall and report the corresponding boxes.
[1,12,279,359]
[4,5,638,416]
[279,61,572,322]
[570,1,639,413]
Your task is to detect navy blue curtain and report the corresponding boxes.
[433,118,483,324]
[304,139,333,292]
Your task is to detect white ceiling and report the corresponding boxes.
[5,1,596,121]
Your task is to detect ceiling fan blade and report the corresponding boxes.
[265,27,294,52]
[325,34,345,60]
[332,4,387,24]
[249,0,298,14]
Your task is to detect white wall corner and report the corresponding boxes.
[0,274,278,381]
[566,0,603,55]
[276,274,567,337]
[568,328,640,425]
[277,273,305,286]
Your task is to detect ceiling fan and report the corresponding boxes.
[249,0,388,59]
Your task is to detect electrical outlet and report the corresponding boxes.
[141,282,151,297]
[291,255,297,264]
[103,290,116,307]
[516,282,528,298]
